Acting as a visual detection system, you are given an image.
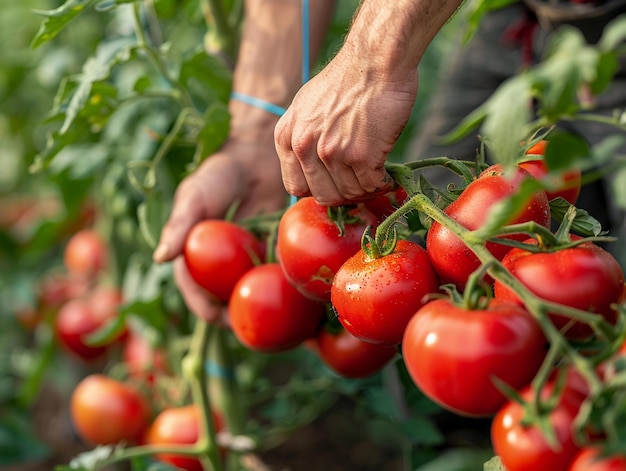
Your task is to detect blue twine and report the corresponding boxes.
[230,92,287,116]
[205,359,236,380]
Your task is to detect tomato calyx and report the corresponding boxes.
[360,224,398,260]
[326,205,364,237]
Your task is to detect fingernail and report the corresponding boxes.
[153,243,169,263]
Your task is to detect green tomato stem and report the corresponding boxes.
[183,320,223,471]
[406,192,609,395]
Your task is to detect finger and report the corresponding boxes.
[173,258,224,324]
[275,116,311,198]
[352,163,395,195]
[153,179,206,263]
[154,156,241,263]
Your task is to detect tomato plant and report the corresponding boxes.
[277,197,378,302]
[494,238,625,339]
[402,297,546,417]
[70,374,151,446]
[426,164,551,290]
[184,220,264,304]
[228,263,326,353]
[331,238,440,345]
[314,326,398,378]
[145,405,224,471]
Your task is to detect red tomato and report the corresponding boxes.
[522,139,582,204]
[402,297,546,417]
[64,229,108,279]
[492,381,582,471]
[145,405,223,471]
[494,239,625,340]
[70,374,150,445]
[569,447,626,471]
[183,220,263,304]
[55,286,125,360]
[426,164,551,291]
[331,239,440,346]
[315,327,398,378]
[363,187,408,223]
[229,263,326,353]
[277,197,378,302]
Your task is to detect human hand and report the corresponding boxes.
[274,41,419,206]
[153,137,287,323]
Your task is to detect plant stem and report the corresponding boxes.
[405,193,609,394]
[184,321,223,471]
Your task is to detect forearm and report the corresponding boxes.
[343,0,464,80]
[230,0,336,141]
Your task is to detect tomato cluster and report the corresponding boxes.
[60,139,626,470]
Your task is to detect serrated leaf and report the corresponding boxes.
[137,190,171,249]
[31,0,98,49]
[549,198,604,236]
[59,40,135,134]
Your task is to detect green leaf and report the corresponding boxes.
[484,455,507,471]
[481,76,532,167]
[549,198,604,236]
[137,189,171,249]
[542,130,589,172]
[59,41,134,134]
[413,448,494,471]
[179,49,233,105]
[399,415,444,447]
[590,51,619,96]
[438,104,488,144]
[599,15,626,52]
[532,28,599,120]
[197,101,231,158]
[84,311,127,346]
[31,0,99,49]
[64,445,119,471]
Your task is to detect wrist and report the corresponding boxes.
[344,0,462,79]
[228,97,280,145]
